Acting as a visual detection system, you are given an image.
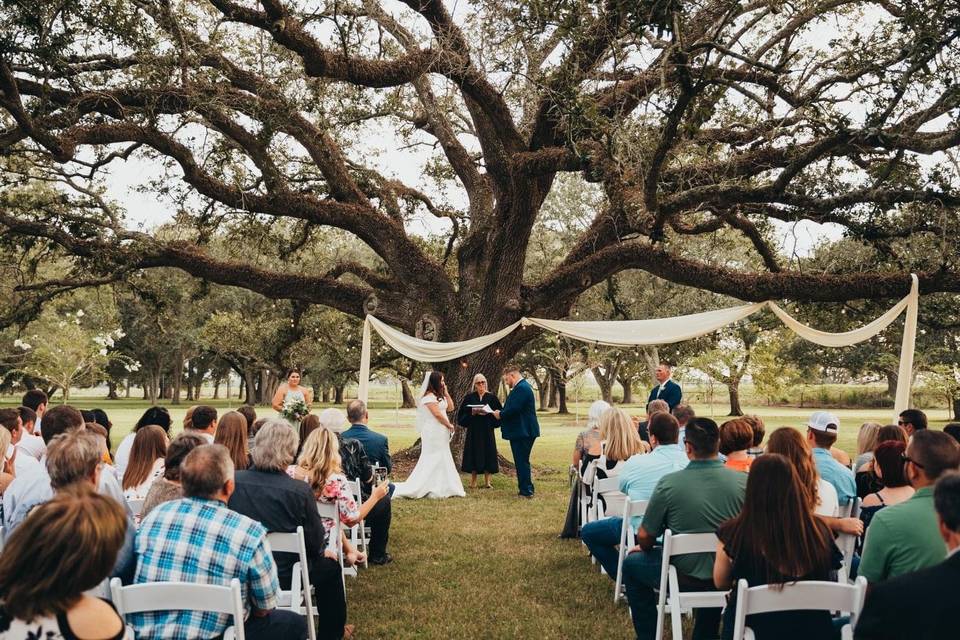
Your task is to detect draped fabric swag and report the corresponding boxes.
[357,275,920,417]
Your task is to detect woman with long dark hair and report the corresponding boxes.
[114,406,172,476]
[214,410,250,471]
[393,370,465,499]
[121,425,168,502]
[714,454,842,639]
[859,440,914,535]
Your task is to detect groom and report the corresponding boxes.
[493,365,540,499]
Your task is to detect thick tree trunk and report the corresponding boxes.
[125,379,131,398]
[953,397,960,421]
[334,385,345,404]
[885,370,898,398]
[106,380,118,400]
[536,378,549,411]
[322,387,331,403]
[243,368,257,406]
[172,349,183,405]
[213,376,221,399]
[622,378,633,404]
[592,367,614,403]
[728,380,744,416]
[400,378,416,408]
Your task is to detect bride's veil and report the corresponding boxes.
[414,371,432,434]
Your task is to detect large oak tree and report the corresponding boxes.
[2,0,960,400]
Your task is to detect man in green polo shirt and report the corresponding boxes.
[622,417,747,639]
[860,429,960,583]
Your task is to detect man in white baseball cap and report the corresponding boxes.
[806,411,856,507]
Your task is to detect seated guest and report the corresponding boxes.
[81,410,114,459]
[214,411,249,471]
[121,425,168,502]
[140,432,205,519]
[859,441,913,537]
[237,404,257,437]
[585,407,646,485]
[250,417,268,442]
[855,471,960,639]
[134,444,306,640]
[859,430,960,583]
[319,408,394,566]
[85,422,114,468]
[857,424,908,498]
[0,487,129,639]
[581,411,689,578]
[298,413,322,459]
[0,409,42,478]
[561,399,610,538]
[14,405,44,460]
[289,428,389,568]
[672,404,696,445]
[714,454,842,640]
[573,399,609,473]
[855,422,882,471]
[742,414,764,457]
[229,420,348,640]
[897,408,927,437]
[186,405,217,443]
[182,405,197,431]
[4,406,129,530]
[636,399,669,442]
[342,400,392,473]
[806,412,856,506]
[0,427,15,495]
[944,422,960,445]
[20,389,47,437]
[621,417,747,639]
[114,406,172,476]
[720,419,754,472]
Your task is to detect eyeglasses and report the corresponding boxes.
[901,452,924,469]
[897,420,908,426]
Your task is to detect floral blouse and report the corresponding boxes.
[286,468,359,554]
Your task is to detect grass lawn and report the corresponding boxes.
[1,396,948,639]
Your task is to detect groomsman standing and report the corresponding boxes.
[493,365,540,499]
[648,362,682,410]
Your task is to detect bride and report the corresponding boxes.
[393,371,466,499]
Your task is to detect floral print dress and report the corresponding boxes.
[287,467,359,554]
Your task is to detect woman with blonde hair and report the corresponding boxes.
[0,487,129,638]
[855,422,883,471]
[585,407,646,484]
[121,425,168,502]
[289,428,388,563]
[214,411,249,471]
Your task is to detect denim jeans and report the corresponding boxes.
[623,548,722,640]
[581,517,624,578]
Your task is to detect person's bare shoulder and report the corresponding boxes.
[66,595,124,639]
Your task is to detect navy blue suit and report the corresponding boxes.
[342,424,392,473]
[647,379,682,410]
[500,378,540,496]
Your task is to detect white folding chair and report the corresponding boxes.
[266,527,316,640]
[110,577,245,640]
[592,476,626,521]
[654,530,728,640]
[0,525,6,553]
[835,497,862,583]
[838,498,855,518]
[614,499,648,604]
[317,500,349,593]
[578,461,597,532]
[127,498,145,522]
[730,576,867,640]
[346,478,370,568]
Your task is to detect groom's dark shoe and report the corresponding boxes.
[518,493,534,499]
[370,553,394,566]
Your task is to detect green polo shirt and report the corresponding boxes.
[641,458,747,580]
[859,486,947,582]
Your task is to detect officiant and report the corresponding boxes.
[457,373,502,489]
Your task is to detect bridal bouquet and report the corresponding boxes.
[280,397,310,423]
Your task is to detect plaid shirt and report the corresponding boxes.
[132,497,279,639]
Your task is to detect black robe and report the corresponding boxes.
[457,391,502,473]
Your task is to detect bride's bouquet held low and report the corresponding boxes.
[280,397,310,423]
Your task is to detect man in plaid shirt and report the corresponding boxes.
[133,444,306,640]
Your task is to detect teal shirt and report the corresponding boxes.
[640,458,747,581]
[859,486,947,582]
[618,444,690,529]
[812,447,856,506]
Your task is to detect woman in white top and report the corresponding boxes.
[114,406,172,477]
[121,425,167,502]
[0,488,131,640]
[393,371,466,499]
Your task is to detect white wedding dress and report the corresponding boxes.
[393,391,465,499]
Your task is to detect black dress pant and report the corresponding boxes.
[365,496,392,558]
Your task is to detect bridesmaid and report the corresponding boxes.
[457,373,502,489]
[271,368,314,412]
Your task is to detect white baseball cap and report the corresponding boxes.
[807,411,840,434]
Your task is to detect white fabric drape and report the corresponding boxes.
[356,275,920,416]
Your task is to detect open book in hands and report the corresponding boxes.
[467,404,496,415]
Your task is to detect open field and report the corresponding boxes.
[1,397,952,638]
